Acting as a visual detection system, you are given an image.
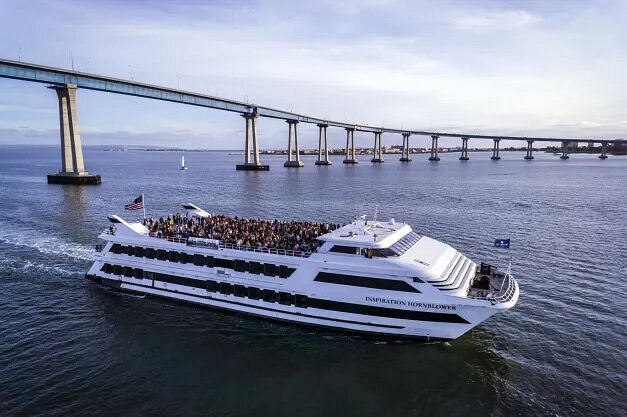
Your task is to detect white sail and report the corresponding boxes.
[181,155,187,170]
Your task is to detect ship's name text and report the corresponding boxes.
[364,296,457,310]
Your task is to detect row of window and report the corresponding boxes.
[314,272,421,293]
[100,263,309,307]
[328,244,397,258]
[109,243,296,278]
[100,263,467,324]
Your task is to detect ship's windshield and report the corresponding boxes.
[388,231,422,255]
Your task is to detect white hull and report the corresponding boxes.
[87,215,519,341]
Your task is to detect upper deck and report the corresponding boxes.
[104,203,341,256]
[317,218,412,249]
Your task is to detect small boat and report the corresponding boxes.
[180,155,188,170]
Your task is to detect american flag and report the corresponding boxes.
[124,195,144,211]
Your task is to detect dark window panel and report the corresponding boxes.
[314,272,420,293]
[263,289,277,303]
[234,284,247,297]
[248,287,261,300]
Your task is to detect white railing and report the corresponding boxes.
[150,234,313,257]
[490,269,516,304]
[216,242,312,258]
[105,230,313,257]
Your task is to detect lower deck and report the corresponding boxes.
[86,248,500,340]
[85,273,460,341]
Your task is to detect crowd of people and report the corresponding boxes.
[142,212,341,253]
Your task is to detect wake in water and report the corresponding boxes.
[0,258,86,278]
[0,221,93,261]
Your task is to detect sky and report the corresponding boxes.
[1,0,626,149]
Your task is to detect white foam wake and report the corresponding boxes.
[0,258,85,277]
[0,223,94,261]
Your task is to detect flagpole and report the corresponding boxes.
[142,192,146,220]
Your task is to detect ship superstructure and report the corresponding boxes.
[86,204,518,340]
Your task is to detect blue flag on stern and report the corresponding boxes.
[494,239,510,248]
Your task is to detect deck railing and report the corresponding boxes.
[153,234,313,257]
[101,229,313,258]
[216,242,312,257]
[490,269,517,304]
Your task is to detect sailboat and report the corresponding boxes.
[180,155,188,170]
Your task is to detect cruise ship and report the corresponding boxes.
[86,204,519,341]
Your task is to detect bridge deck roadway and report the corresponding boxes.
[0,59,622,144]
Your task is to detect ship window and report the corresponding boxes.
[102,263,113,274]
[184,253,195,264]
[314,272,420,293]
[216,258,234,270]
[123,266,133,276]
[412,277,424,283]
[329,245,359,255]
[234,284,247,297]
[134,246,145,257]
[206,280,219,292]
[156,273,205,289]
[143,271,154,280]
[220,282,233,295]
[234,259,247,272]
[264,263,278,277]
[279,265,295,279]
[175,253,182,263]
[295,294,308,308]
[157,250,167,261]
[169,251,180,263]
[121,246,132,255]
[388,231,422,256]
[373,248,396,257]
[205,256,216,268]
[145,248,156,259]
[113,264,122,275]
[193,254,205,266]
[248,287,261,300]
[134,268,143,279]
[110,244,122,254]
[249,261,263,275]
[278,292,294,306]
[263,289,277,303]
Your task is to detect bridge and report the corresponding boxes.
[0,58,622,184]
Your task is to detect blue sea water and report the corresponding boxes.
[0,145,625,417]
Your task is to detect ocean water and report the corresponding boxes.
[0,145,625,417]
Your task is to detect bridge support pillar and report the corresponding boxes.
[315,124,332,165]
[429,135,440,161]
[371,132,383,163]
[524,140,534,160]
[491,139,501,160]
[459,137,469,161]
[599,142,608,159]
[46,85,100,185]
[236,111,269,170]
[400,133,411,162]
[284,120,303,167]
[343,128,358,164]
[559,141,570,160]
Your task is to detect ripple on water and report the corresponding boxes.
[0,149,626,417]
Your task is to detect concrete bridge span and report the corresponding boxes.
[0,58,622,183]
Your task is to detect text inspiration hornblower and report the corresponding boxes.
[365,296,458,311]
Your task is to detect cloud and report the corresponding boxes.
[452,10,539,32]
[0,0,626,147]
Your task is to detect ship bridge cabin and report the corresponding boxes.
[316,217,422,258]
